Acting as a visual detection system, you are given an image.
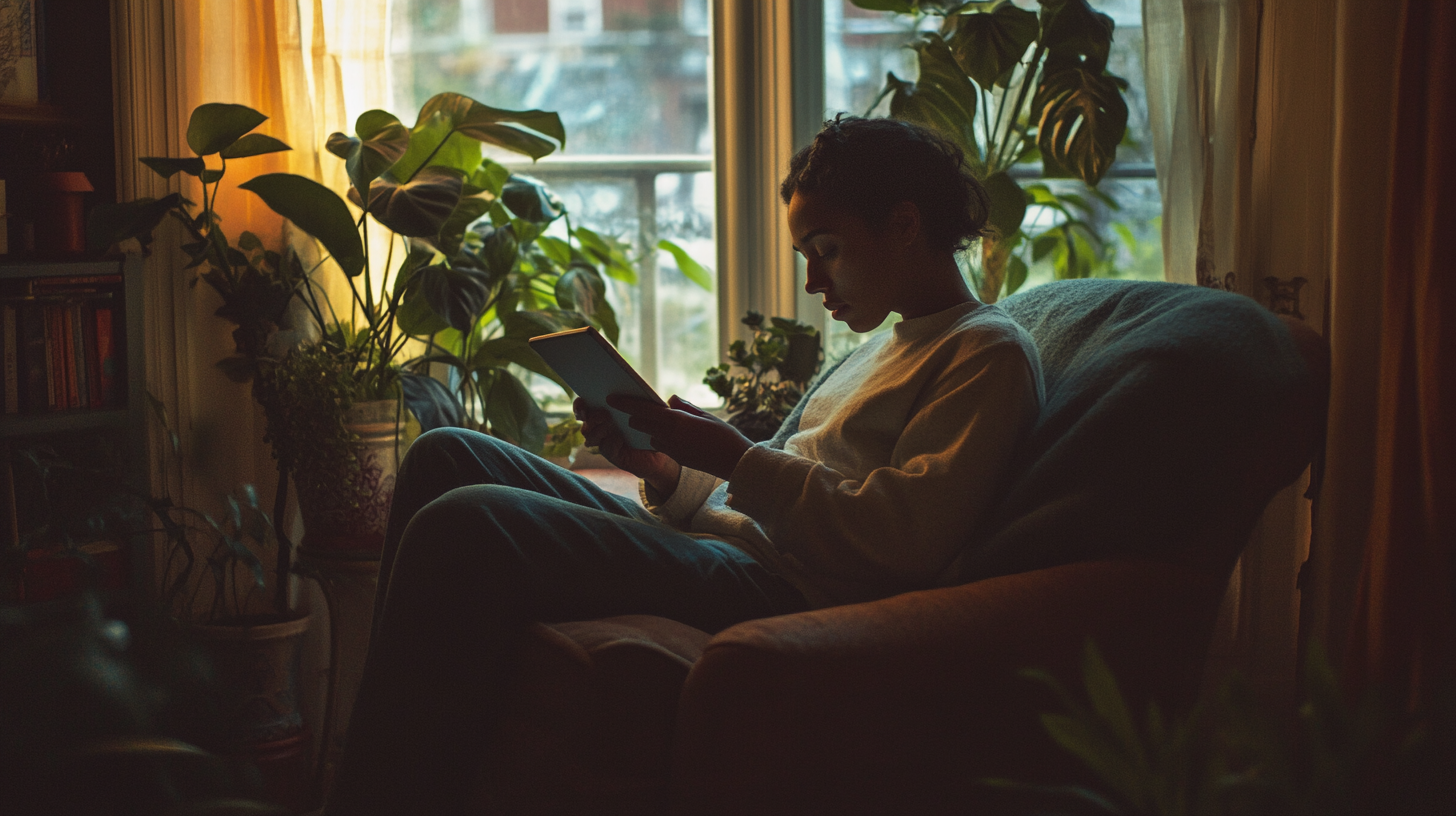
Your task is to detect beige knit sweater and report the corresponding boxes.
[644,301,1043,608]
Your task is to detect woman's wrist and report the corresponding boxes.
[644,459,682,497]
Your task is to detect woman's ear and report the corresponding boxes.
[888,200,921,248]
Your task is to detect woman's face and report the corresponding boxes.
[787,191,907,333]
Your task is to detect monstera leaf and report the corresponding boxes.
[391,92,565,183]
[485,370,548,452]
[401,373,464,432]
[365,166,464,238]
[471,336,572,395]
[502,175,565,223]
[1034,64,1129,184]
[1039,0,1115,72]
[326,110,411,202]
[414,262,494,332]
[949,3,1039,88]
[887,34,980,164]
[556,263,619,344]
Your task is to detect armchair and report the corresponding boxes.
[469,280,1329,814]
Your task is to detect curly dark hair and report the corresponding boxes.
[779,115,991,253]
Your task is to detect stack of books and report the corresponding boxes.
[0,273,125,414]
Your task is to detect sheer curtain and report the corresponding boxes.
[1143,0,1249,291]
[113,0,392,578]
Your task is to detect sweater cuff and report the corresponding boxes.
[724,443,812,532]
[642,466,721,527]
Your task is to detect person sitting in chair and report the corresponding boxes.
[325,115,1044,815]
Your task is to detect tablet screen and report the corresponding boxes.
[529,326,665,450]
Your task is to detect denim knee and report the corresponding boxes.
[389,484,540,600]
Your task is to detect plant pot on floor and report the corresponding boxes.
[190,612,313,811]
[295,399,402,556]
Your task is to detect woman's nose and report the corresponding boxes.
[804,261,827,295]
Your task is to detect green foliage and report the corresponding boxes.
[994,641,1456,815]
[854,0,1133,302]
[145,397,283,625]
[252,344,360,494]
[93,93,712,458]
[704,312,823,443]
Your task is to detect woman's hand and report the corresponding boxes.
[607,395,754,482]
[575,398,682,495]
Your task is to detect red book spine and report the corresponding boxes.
[83,302,101,409]
[95,307,116,407]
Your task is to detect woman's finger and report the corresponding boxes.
[667,395,712,418]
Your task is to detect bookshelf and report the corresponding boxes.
[0,254,148,602]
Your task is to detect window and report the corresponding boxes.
[391,0,718,406]
[389,0,1163,400]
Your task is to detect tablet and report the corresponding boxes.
[528,325,666,450]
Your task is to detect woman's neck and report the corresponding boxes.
[895,253,975,320]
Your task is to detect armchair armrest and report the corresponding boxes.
[668,560,1229,815]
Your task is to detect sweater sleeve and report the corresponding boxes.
[724,340,1039,597]
[641,466,722,530]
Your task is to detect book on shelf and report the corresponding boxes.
[0,281,124,416]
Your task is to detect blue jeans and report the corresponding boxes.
[326,428,807,815]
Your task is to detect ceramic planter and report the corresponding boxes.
[190,612,313,809]
[296,399,401,555]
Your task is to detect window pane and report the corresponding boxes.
[390,0,715,402]
[392,0,711,155]
[654,171,718,405]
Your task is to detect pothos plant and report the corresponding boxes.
[703,312,823,443]
[854,0,1131,302]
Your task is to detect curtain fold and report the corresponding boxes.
[1345,0,1456,707]
[1142,0,1247,289]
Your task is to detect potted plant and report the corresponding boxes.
[90,94,666,553]
[703,312,823,442]
[853,0,1131,302]
[142,396,312,809]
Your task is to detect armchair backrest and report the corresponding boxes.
[955,279,1328,583]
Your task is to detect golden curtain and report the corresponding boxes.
[1345,0,1456,707]
[112,0,392,562]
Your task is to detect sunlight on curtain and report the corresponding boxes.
[181,0,396,326]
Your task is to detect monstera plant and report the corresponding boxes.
[855,0,1130,302]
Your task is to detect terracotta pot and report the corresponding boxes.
[190,613,311,750]
[297,399,402,555]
